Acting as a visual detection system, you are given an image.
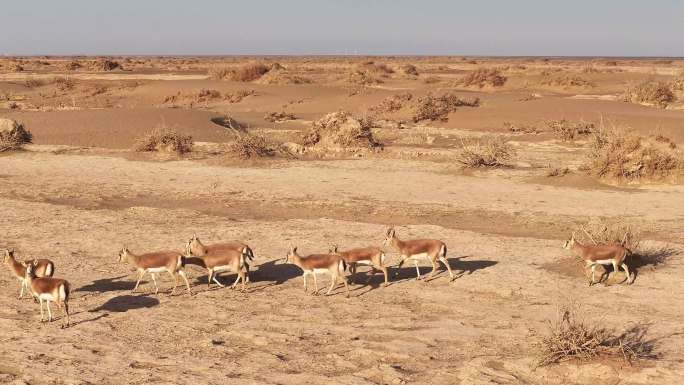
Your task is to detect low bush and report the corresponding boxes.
[230,134,276,159]
[411,93,480,122]
[134,126,193,154]
[623,81,676,108]
[303,111,380,149]
[545,119,594,141]
[456,137,514,168]
[0,118,32,152]
[458,68,507,88]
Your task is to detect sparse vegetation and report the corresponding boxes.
[100,59,121,71]
[538,302,656,366]
[458,68,507,88]
[571,218,641,250]
[264,111,297,123]
[230,134,276,159]
[541,74,594,88]
[546,166,570,177]
[134,126,193,154]
[583,125,683,181]
[0,118,33,152]
[623,81,676,108]
[399,63,419,76]
[369,92,413,115]
[456,137,514,168]
[229,63,271,82]
[545,119,594,141]
[411,93,480,122]
[504,121,541,134]
[303,111,380,149]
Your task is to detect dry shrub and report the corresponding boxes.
[24,79,45,88]
[303,111,380,149]
[456,137,514,168]
[670,78,684,91]
[0,118,33,152]
[583,125,683,181]
[230,134,276,159]
[229,63,270,82]
[545,119,594,141]
[10,63,24,72]
[411,93,480,122]
[399,64,419,76]
[100,60,121,71]
[264,111,297,123]
[458,67,507,88]
[256,70,313,85]
[546,166,570,177]
[348,69,384,85]
[370,92,413,114]
[208,66,231,80]
[571,218,641,250]
[623,81,676,108]
[541,74,594,88]
[504,122,541,134]
[52,76,76,91]
[357,61,394,75]
[134,126,193,155]
[538,302,657,366]
[224,89,255,103]
[64,61,82,71]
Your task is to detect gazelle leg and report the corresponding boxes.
[212,270,226,288]
[621,263,632,284]
[178,270,192,295]
[326,273,337,295]
[132,270,145,293]
[39,298,45,322]
[414,260,421,280]
[590,264,597,286]
[302,272,308,292]
[46,301,53,322]
[207,270,213,289]
[62,300,70,328]
[312,273,319,295]
[150,273,159,294]
[380,265,389,286]
[230,271,242,289]
[428,258,438,279]
[439,256,455,280]
[365,266,377,284]
[395,257,407,276]
[19,281,25,299]
[168,271,178,295]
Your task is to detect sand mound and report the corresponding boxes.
[0,118,32,151]
[303,111,380,149]
[255,70,313,85]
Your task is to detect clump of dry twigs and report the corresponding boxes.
[411,93,480,122]
[545,119,594,141]
[623,81,676,108]
[134,125,193,155]
[0,118,33,152]
[458,67,507,88]
[456,137,514,168]
[229,134,276,159]
[538,302,657,366]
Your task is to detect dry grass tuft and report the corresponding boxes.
[100,59,121,71]
[623,81,676,108]
[0,118,33,152]
[64,61,82,71]
[369,92,413,115]
[230,134,276,159]
[545,119,594,141]
[399,64,419,76]
[541,74,594,88]
[456,137,514,168]
[504,121,541,134]
[134,126,193,155]
[256,70,313,85]
[229,63,271,82]
[208,66,231,80]
[303,111,380,149]
[583,125,683,181]
[458,67,507,88]
[411,93,480,122]
[546,166,570,177]
[538,302,657,366]
[264,111,297,123]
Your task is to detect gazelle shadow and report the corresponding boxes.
[76,275,136,293]
[252,258,303,284]
[393,256,498,282]
[90,294,160,313]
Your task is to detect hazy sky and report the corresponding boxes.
[1,0,682,56]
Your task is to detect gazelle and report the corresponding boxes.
[285,246,349,297]
[563,234,633,285]
[3,249,55,299]
[384,227,455,281]
[25,263,70,328]
[118,247,192,295]
[329,245,389,286]
[184,235,250,291]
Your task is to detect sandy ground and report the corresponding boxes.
[1,56,684,385]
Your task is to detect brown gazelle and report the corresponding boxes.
[184,234,251,291]
[25,263,70,328]
[285,246,349,297]
[329,245,389,286]
[563,234,633,285]
[384,227,455,281]
[118,247,192,295]
[3,249,55,299]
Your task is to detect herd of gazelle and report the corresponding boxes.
[3,227,635,328]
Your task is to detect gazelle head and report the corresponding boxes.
[2,249,14,263]
[328,244,339,254]
[185,233,202,256]
[24,262,36,279]
[118,246,131,262]
[285,246,298,263]
[383,227,396,246]
[563,234,577,250]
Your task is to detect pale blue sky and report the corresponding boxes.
[1,0,682,56]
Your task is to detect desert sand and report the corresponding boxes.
[1,56,683,384]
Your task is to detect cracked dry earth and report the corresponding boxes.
[1,150,684,385]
